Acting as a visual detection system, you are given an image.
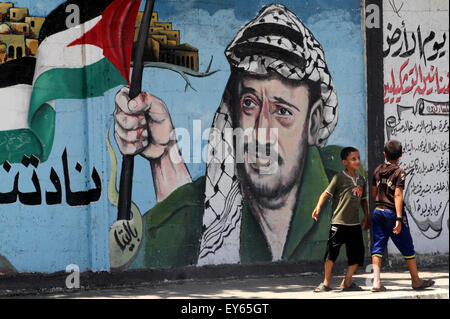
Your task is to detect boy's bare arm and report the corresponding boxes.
[394,187,404,217]
[371,185,378,199]
[361,198,369,230]
[393,187,403,234]
[312,191,331,222]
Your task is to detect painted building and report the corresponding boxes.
[8,6,27,22]
[0,2,14,21]
[0,0,447,277]
[134,11,199,71]
[0,2,44,62]
[0,41,6,62]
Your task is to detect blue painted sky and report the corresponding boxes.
[12,0,362,22]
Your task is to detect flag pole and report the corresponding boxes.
[117,0,156,221]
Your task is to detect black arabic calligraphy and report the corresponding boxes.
[0,148,102,206]
[387,118,449,136]
[403,156,449,175]
[384,24,447,65]
[114,220,140,252]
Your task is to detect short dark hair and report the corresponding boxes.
[384,139,402,160]
[341,146,359,160]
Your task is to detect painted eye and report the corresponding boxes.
[243,98,257,108]
[241,97,258,114]
[276,107,292,116]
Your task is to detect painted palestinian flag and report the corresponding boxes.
[0,0,141,164]
[0,57,39,164]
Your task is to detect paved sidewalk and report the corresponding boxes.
[6,266,448,299]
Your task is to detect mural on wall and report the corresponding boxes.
[383,0,449,251]
[0,0,366,274]
[108,2,368,270]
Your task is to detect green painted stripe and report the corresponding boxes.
[29,103,56,162]
[26,58,126,162]
[0,128,44,164]
[0,103,55,164]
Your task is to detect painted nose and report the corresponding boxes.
[255,100,277,146]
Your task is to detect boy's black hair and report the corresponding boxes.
[384,139,403,161]
[341,146,359,160]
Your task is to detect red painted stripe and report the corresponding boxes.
[68,0,142,85]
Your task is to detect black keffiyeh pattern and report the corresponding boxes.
[226,3,338,145]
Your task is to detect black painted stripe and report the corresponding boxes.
[0,57,36,88]
[235,23,305,49]
[229,42,306,71]
[38,0,115,43]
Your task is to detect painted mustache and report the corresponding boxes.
[243,141,282,175]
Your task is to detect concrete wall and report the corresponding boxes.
[0,0,367,274]
[381,0,449,263]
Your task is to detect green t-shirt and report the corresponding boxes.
[325,171,367,225]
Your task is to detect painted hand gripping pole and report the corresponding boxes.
[108,0,218,270]
[110,0,154,271]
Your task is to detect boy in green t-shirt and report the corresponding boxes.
[312,147,369,292]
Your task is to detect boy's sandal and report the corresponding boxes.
[341,282,363,291]
[412,279,435,290]
[371,285,387,292]
[314,283,332,292]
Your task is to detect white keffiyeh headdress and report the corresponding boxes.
[197,4,338,265]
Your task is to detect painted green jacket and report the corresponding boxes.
[130,145,365,269]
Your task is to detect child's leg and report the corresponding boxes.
[371,209,390,288]
[341,225,365,288]
[320,225,342,288]
[340,264,359,288]
[314,260,334,292]
[372,255,382,288]
[324,259,334,287]
[405,258,423,288]
[388,212,424,288]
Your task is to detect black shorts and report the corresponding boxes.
[324,224,365,266]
